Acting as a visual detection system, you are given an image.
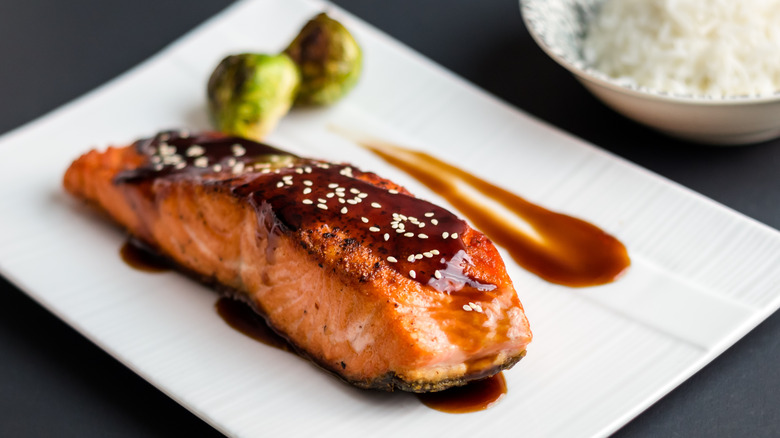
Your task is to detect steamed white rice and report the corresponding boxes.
[583,0,780,97]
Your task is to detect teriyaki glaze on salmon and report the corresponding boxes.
[63,130,532,392]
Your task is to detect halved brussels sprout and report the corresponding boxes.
[207,53,300,141]
[285,13,362,106]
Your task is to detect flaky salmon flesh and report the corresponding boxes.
[63,130,532,392]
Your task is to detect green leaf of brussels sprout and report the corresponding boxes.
[207,53,300,141]
[285,13,362,106]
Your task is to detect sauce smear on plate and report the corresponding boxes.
[417,372,507,413]
[215,297,293,352]
[356,139,630,287]
[120,238,171,272]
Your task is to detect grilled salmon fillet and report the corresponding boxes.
[63,130,532,392]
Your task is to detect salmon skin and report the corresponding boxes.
[63,130,532,392]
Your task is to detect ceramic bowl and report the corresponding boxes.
[520,0,780,145]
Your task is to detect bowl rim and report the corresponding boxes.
[519,0,780,107]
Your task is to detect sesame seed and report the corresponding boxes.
[232,162,245,174]
[384,233,390,241]
[442,232,449,239]
[326,193,335,198]
[226,157,236,167]
[431,249,440,255]
[295,168,304,174]
[358,193,368,199]
[418,223,426,228]
[418,234,428,239]
[387,256,398,263]
[304,166,312,173]
[163,155,182,165]
[347,199,358,205]
[431,219,439,225]
[462,305,472,312]
[371,202,382,208]
[407,255,415,262]
[318,198,327,203]
[434,270,442,279]
[335,187,345,192]
[414,254,423,260]
[361,217,369,223]
[336,192,345,197]
[423,252,433,258]
[350,188,360,194]
[451,233,459,239]
[317,204,328,210]
[424,212,435,217]
[276,181,284,188]
[341,207,348,214]
[231,144,246,157]
[174,162,186,170]
[302,199,313,205]
[369,226,380,232]
[186,145,205,157]
[328,183,339,189]
[261,168,271,174]
[399,214,408,221]
[212,164,222,172]
[388,189,399,194]
[303,187,312,194]
[194,157,208,168]
[409,270,416,279]
[404,232,414,237]
[396,229,405,233]
[303,180,313,186]
[282,175,293,181]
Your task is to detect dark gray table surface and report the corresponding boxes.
[1,1,778,436]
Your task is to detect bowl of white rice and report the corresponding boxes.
[521,0,780,145]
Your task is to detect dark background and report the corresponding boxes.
[0,1,778,436]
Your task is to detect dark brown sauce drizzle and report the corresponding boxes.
[215,297,293,352]
[417,372,507,413]
[119,238,171,272]
[355,138,631,288]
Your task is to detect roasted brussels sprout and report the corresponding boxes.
[207,53,300,141]
[285,13,362,106]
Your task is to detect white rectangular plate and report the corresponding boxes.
[1,0,779,436]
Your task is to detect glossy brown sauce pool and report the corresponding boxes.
[120,238,171,272]
[215,297,293,353]
[417,372,507,413]
[355,138,631,287]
